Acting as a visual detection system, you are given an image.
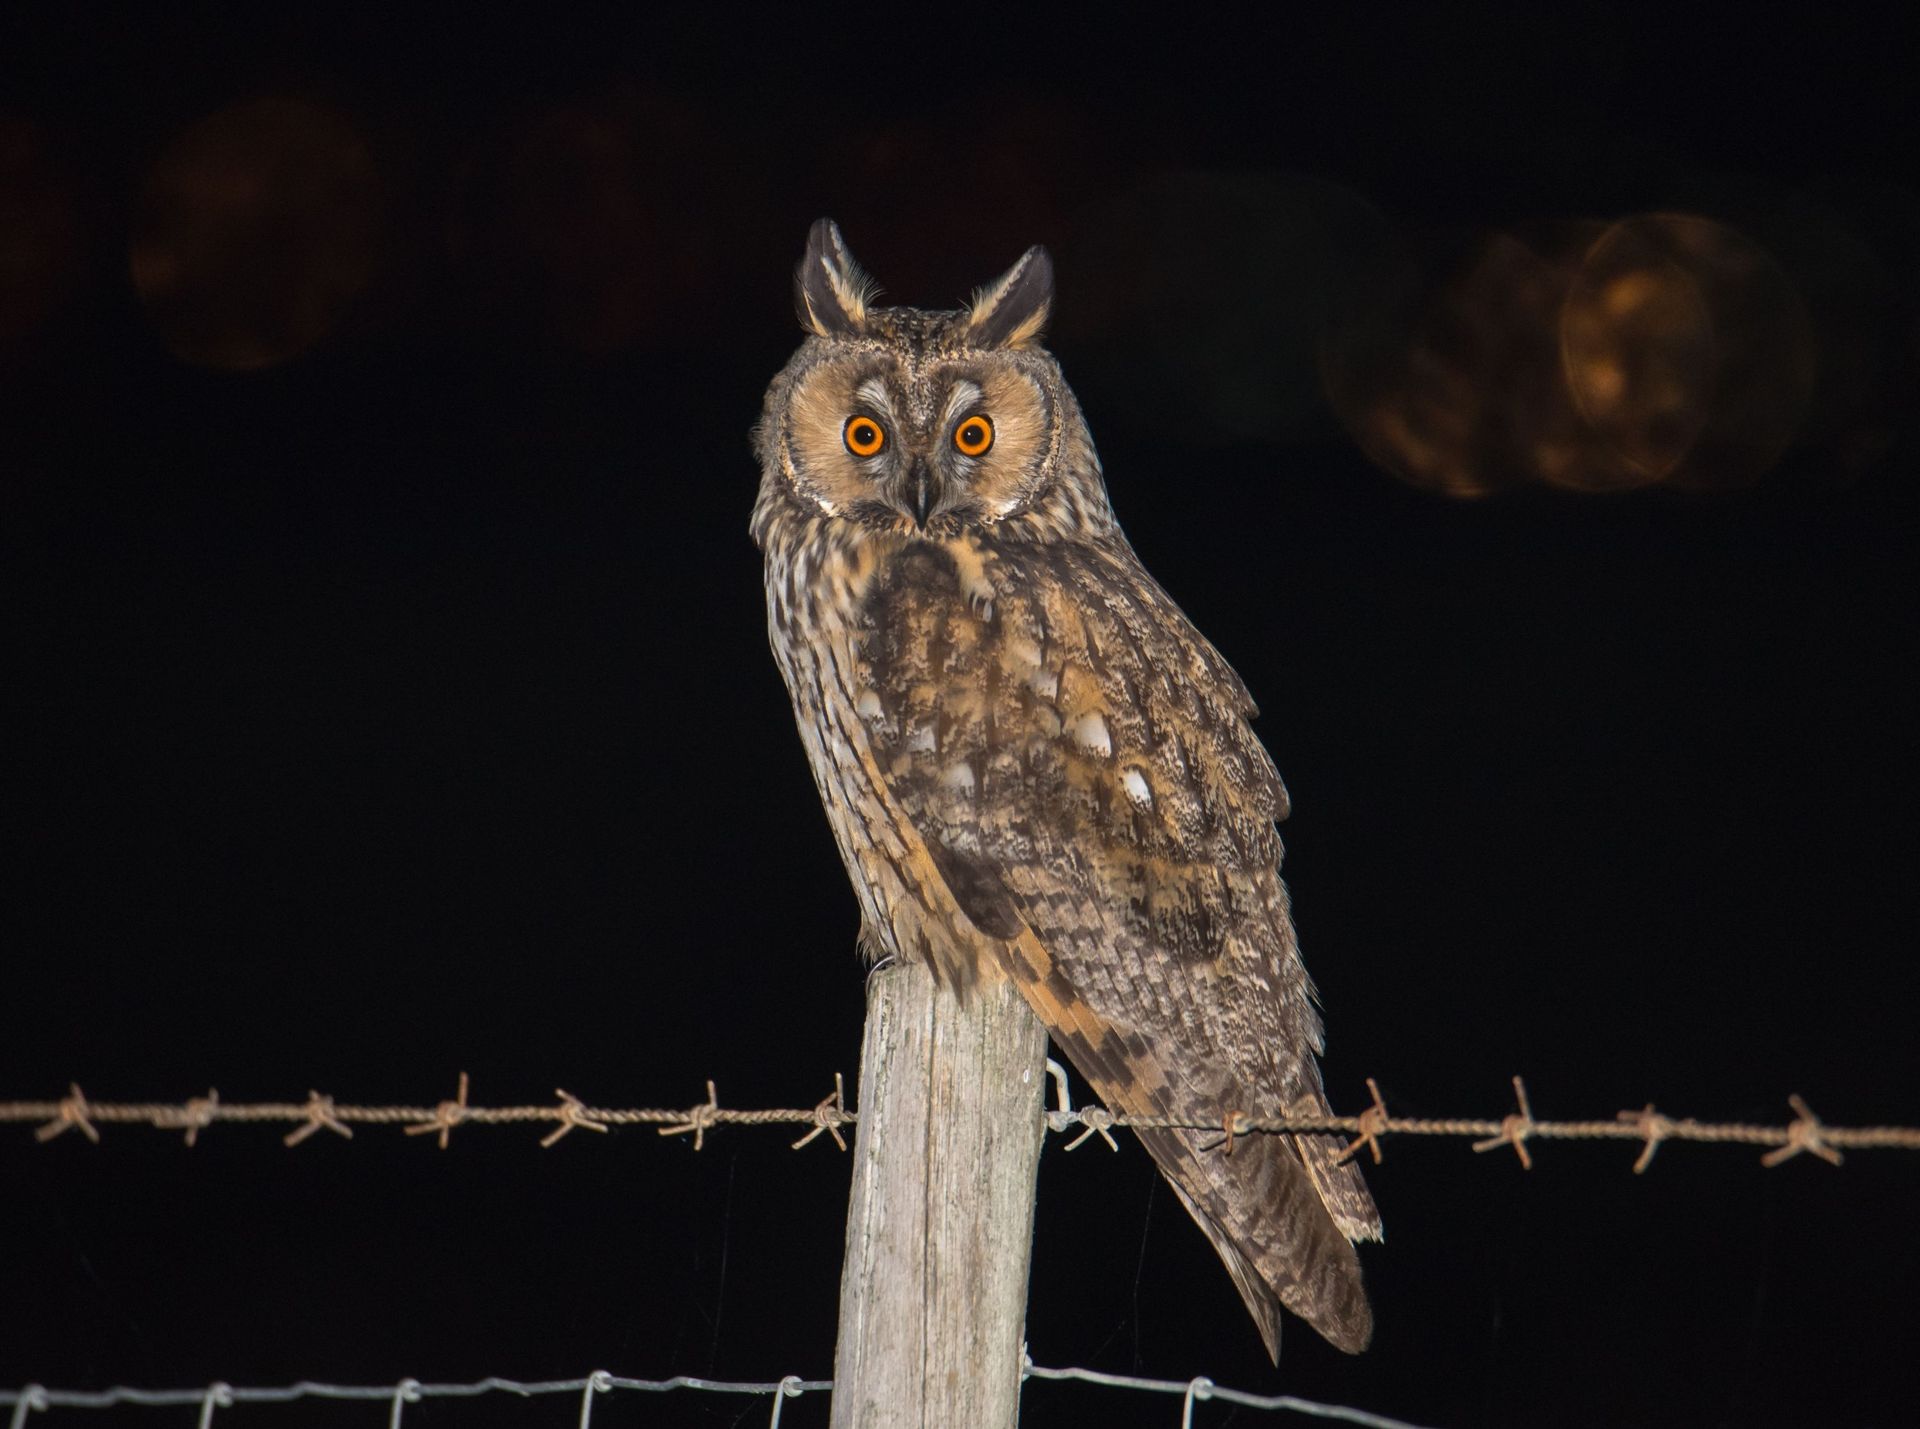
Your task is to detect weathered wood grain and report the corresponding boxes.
[830,962,1049,1429]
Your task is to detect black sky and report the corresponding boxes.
[5,7,1918,1427]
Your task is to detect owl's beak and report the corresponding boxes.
[905,458,940,529]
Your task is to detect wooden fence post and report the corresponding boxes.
[829,961,1050,1428]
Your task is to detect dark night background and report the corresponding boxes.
[5,8,1917,1427]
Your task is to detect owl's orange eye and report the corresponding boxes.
[954,414,994,457]
[844,415,887,458]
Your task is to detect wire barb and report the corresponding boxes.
[1063,1106,1118,1152]
[1337,1078,1391,1166]
[405,1072,470,1149]
[790,1073,849,1151]
[1617,1102,1674,1174]
[283,1092,351,1147]
[161,1090,221,1147]
[540,1089,610,1148]
[1760,1094,1843,1168]
[1471,1076,1536,1168]
[660,1080,720,1150]
[33,1085,99,1144]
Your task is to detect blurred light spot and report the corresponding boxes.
[0,117,85,355]
[1567,214,1814,493]
[1560,231,1714,486]
[1066,172,1393,443]
[131,98,380,370]
[1327,213,1818,497]
[1323,228,1641,498]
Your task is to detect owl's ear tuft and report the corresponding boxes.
[964,245,1053,350]
[796,218,877,338]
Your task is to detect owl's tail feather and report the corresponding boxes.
[1137,1125,1373,1359]
[995,929,1373,1358]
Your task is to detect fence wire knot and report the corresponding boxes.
[1043,1058,1075,1132]
[1181,1376,1216,1429]
[1472,1076,1536,1168]
[660,1080,720,1150]
[386,1379,422,1429]
[768,1376,804,1429]
[197,1383,233,1429]
[1760,1094,1843,1168]
[1338,1078,1391,1166]
[791,1073,850,1152]
[33,1084,99,1145]
[1618,1102,1675,1173]
[284,1092,351,1147]
[405,1072,471,1149]
[1043,1058,1119,1150]
[541,1089,610,1148]
[576,1371,611,1429]
[10,1383,49,1429]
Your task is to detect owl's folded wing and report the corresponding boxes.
[861,535,1379,1358]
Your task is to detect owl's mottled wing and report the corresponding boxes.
[862,536,1380,1359]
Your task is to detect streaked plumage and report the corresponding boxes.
[752,219,1380,1358]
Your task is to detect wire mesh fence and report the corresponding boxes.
[2,1362,1439,1429]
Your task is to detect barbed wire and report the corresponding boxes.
[5,1070,1917,1172]
[0,1363,1438,1429]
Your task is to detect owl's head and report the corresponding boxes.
[754,220,1108,541]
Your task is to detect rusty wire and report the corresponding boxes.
[5,1071,1916,1171]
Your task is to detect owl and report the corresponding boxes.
[752,220,1380,1358]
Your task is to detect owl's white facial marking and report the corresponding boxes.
[942,380,984,428]
[855,376,893,415]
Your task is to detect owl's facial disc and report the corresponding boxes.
[783,350,1054,532]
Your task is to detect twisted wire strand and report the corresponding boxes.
[4,1073,1913,1168]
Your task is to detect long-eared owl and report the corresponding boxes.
[752,220,1380,1357]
